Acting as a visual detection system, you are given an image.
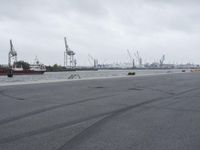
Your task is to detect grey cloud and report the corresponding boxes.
[0,0,200,65]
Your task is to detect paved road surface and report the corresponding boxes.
[0,72,200,150]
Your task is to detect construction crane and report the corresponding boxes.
[127,49,135,68]
[159,55,165,67]
[88,54,98,69]
[8,40,17,68]
[64,37,75,68]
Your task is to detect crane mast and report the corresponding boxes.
[134,51,142,68]
[64,37,68,67]
[64,37,76,68]
[88,54,98,69]
[159,55,165,67]
[127,49,135,68]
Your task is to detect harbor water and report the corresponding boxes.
[0,69,185,85]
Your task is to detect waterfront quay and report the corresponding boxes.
[0,72,200,150]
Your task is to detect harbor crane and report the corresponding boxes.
[8,40,17,68]
[88,54,98,69]
[159,55,165,67]
[127,49,135,68]
[7,39,18,77]
[64,37,76,68]
[134,51,143,68]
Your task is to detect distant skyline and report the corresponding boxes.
[0,0,200,65]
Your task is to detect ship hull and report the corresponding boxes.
[13,70,45,75]
[0,68,8,76]
[0,68,45,76]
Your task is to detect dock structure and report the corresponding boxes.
[0,73,200,150]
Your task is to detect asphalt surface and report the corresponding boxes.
[0,72,200,150]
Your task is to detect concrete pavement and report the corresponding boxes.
[0,72,200,150]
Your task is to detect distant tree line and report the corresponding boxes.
[45,64,66,72]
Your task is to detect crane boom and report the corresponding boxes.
[9,40,17,56]
[127,49,135,68]
[88,54,98,68]
[8,39,17,68]
[64,37,68,51]
[127,50,133,60]
[88,54,95,60]
[160,55,165,67]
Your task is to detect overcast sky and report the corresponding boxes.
[0,0,200,65]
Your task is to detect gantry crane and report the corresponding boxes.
[7,39,17,77]
[127,49,135,68]
[64,37,76,68]
[88,54,98,69]
[134,51,143,68]
[8,40,17,68]
[159,55,165,67]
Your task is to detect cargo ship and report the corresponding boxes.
[13,62,46,75]
[0,62,46,76]
[0,66,8,76]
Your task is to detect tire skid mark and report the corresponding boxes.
[0,85,197,127]
[148,88,175,96]
[147,87,199,97]
[154,87,200,107]
[56,97,166,150]
[144,106,200,113]
[0,86,198,145]
[0,94,117,126]
[0,84,197,127]
[0,90,24,101]
[0,95,166,145]
[0,112,111,144]
[56,88,200,150]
